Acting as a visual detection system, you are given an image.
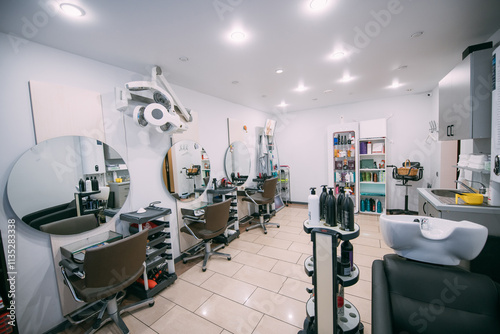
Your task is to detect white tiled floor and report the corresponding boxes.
[66,204,394,334]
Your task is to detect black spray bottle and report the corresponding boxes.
[325,187,336,227]
[336,187,345,226]
[341,189,355,231]
[319,185,328,220]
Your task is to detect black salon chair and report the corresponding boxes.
[372,254,500,334]
[243,177,280,234]
[181,199,232,272]
[59,230,154,334]
[387,161,424,215]
[40,214,98,235]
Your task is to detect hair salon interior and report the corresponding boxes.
[1,1,500,334]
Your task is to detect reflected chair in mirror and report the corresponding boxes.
[243,177,280,234]
[23,199,78,230]
[59,230,154,334]
[386,161,424,215]
[181,199,232,272]
[40,214,99,235]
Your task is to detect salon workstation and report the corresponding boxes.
[2,1,500,334]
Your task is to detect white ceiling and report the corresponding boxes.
[1,0,500,113]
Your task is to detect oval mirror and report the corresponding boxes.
[162,140,210,201]
[224,141,251,185]
[7,136,130,235]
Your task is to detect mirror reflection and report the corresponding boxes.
[7,136,130,235]
[162,140,210,201]
[224,141,251,185]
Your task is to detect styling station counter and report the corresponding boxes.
[418,187,500,283]
[417,188,500,236]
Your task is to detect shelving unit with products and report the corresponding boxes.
[332,131,357,206]
[358,137,387,214]
[279,165,291,206]
[120,204,177,299]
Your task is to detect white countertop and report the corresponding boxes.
[418,188,500,214]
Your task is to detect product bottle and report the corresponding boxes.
[377,200,382,213]
[85,177,91,193]
[360,198,365,212]
[308,187,320,224]
[341,240,354,272]
[79,178,85,192]
[326,187,336,227]
[367,141,372,154]
[319,185,328,220]
[370,198,376,212]
[336,187,345,226]
[342,189,355,231]
[337,284,345,316]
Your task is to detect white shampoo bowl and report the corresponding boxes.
[380,214,488,265]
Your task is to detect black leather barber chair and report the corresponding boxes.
[372,254,500,334]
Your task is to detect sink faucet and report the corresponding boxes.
[455,180,486,194]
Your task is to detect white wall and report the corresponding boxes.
[276,92,440,211]
[0,32,268,333]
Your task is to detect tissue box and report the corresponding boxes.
[372,142,384,154]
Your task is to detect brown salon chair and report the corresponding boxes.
[40,214,98,235]
[59,230,154,334]
[181,199,232,272]
[243,177,280,234]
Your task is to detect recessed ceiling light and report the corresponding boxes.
[295,84,308,92]
[312,98,318,101]
[339,74,354,83]
[278,101,288,107]
[232,81,239,85]
[275,68,284,74]
[323,89,333,94]
[179,56,189,62]
[396,65,408,70]
[406,88,413,92]
[410,31,424,38]
[309,0,328,10]
[262,95,267,98]
[230,31,246,41]
[331,51,345,59]
[389,81,403,89]
[60,3,85,17]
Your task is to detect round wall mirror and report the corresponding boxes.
[162,140,210,201]
[7,136,130,235]
[224,141,251,185]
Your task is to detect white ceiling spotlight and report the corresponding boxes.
[278,101,289,108]
[309,0,328,10]
[230,31,246,42]
[295,83,308,92]
[59,3,85,17]
[339,73,354,83]
[388,79,403,89]
[331,51,345,60]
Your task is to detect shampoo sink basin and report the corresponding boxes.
[430,189,462,198]
[380,214,487,265]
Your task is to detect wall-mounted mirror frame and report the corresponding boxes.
[7,135,129,235]
[162,140,210,201]
[224,141,251,186]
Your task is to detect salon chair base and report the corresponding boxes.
[66,292,154,334]
[246,212,280,234]
[182,240,231,272]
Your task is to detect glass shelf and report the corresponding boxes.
[453,165,489,174]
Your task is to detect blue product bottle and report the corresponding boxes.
[360,198,365,212]
[377,200,382,213]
